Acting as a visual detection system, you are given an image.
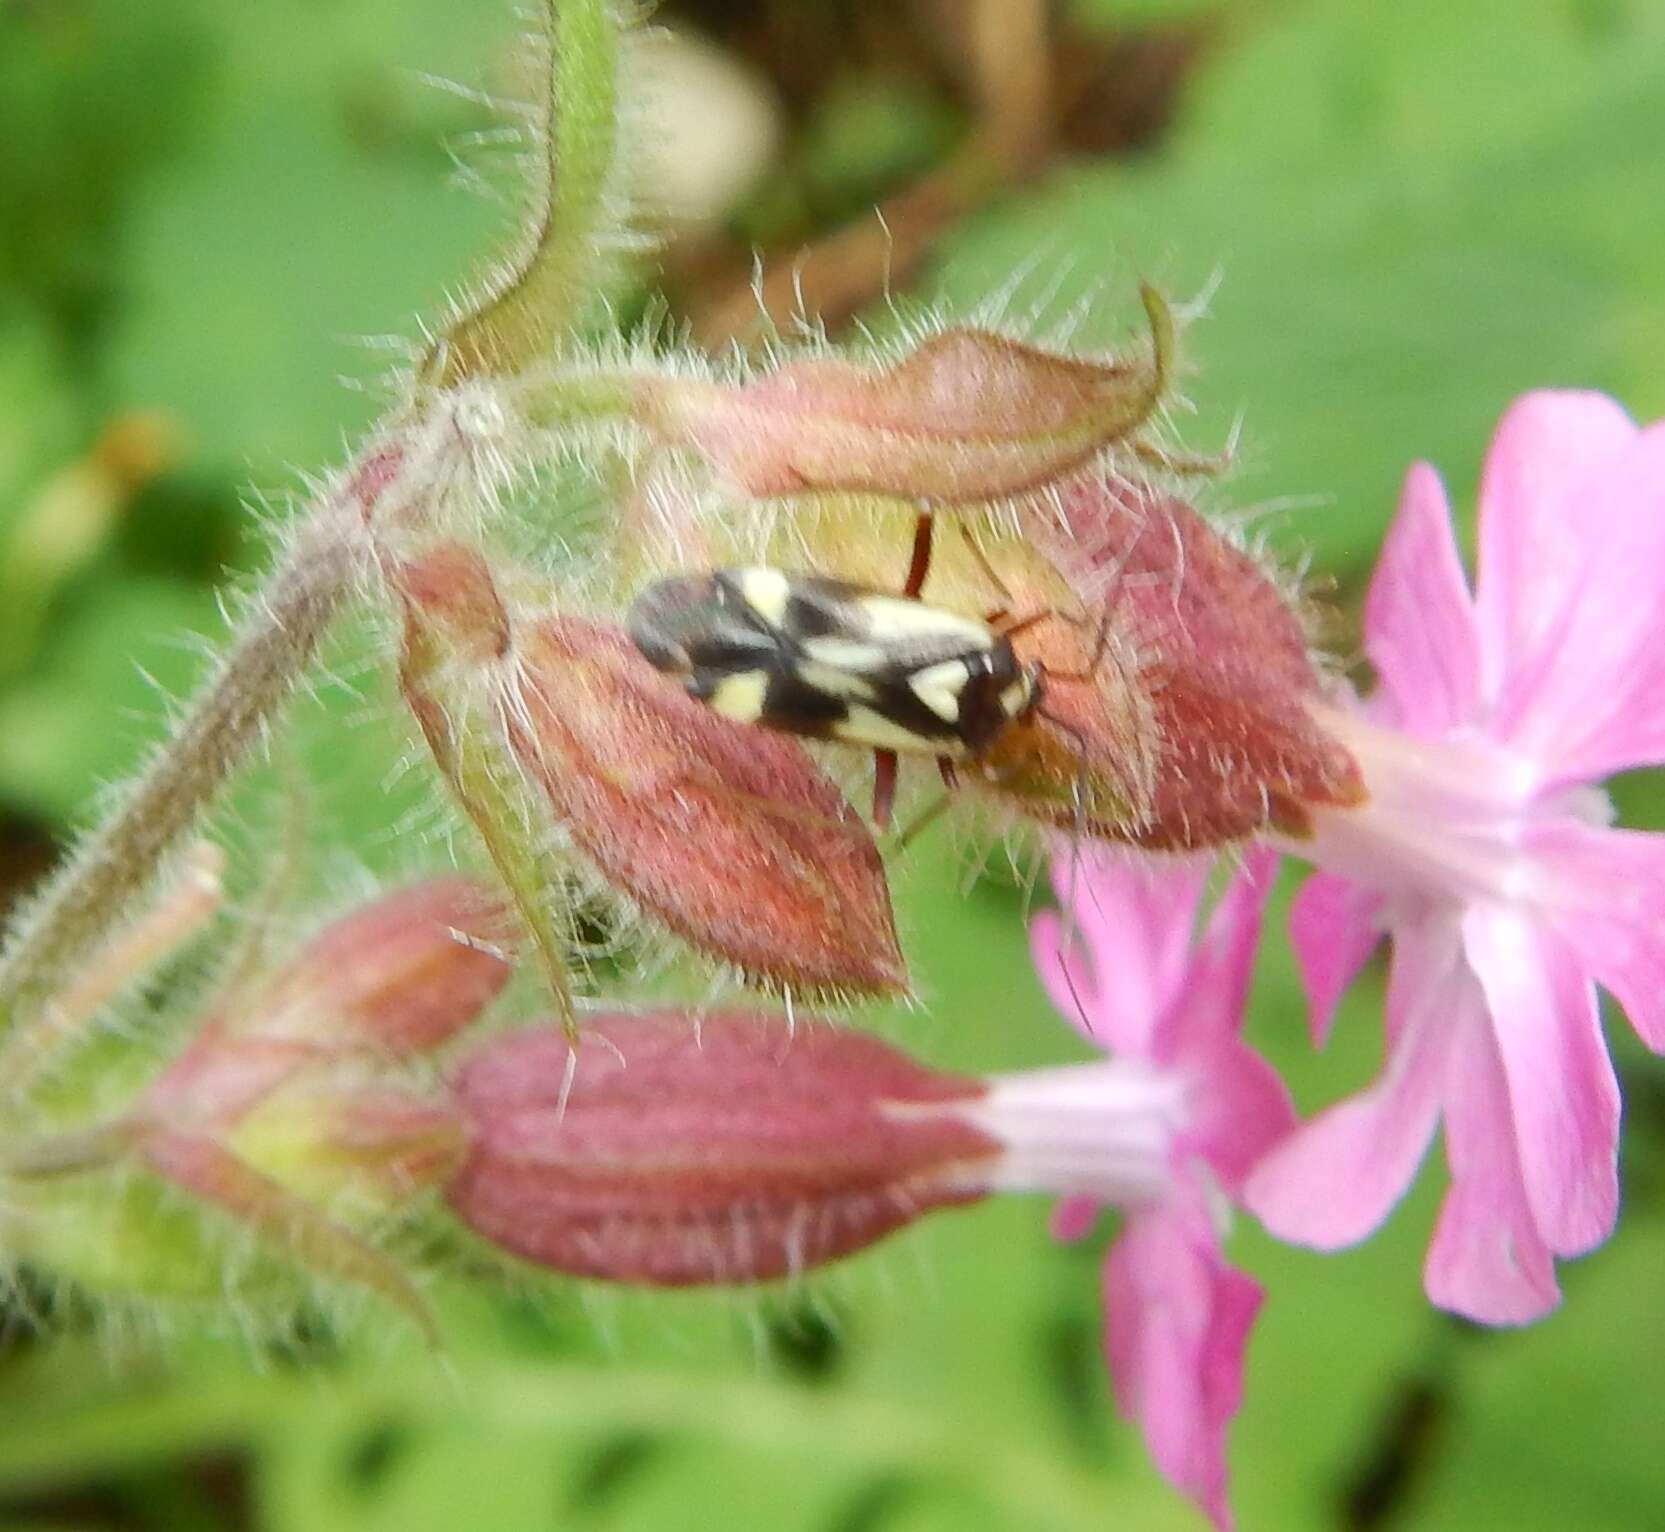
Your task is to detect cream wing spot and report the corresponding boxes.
[834,706,967,756]
[735,567,792,626]
[908,659,972,724]
[852,595,994,649]
[706,670,769,723]
[801,635,889,671]
[796,659,877,702]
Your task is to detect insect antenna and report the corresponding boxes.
[955,519,1019,625]
[1132,440,1233,478]
[1025,703,1098,857]
[1029,596,1116,684]
[1025,517,1165,1024]
[1053,883,1099,1041]
[989,609,1051,643]
[1024,523,1148,875]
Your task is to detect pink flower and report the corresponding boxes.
[1021,846,1293,1531]
[1245,393,1665,1325]
[441,853,1285,1529]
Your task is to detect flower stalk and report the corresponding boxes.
[0,507,362,1034]
[423,0,623,384]
[0,841,225,1100]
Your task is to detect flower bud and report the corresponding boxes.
[95,880,506,1333]
[1001,476,1366,847]
[94,880,504,1336]
[140,1025,324,1130]
[636,288,1173,504]
[249,877,515,1056]
[228,1085,467,1208]
[141,880,512,1133]
[444,1013,995,1284]
[497,618,907,998]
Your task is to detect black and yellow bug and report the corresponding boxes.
[627,560,1044,827]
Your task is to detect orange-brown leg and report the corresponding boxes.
[903,512,934,598]
[890,758,961,850]
[871,748,899,828]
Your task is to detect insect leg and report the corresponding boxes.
[871,748,899,828]
[892,790,954,851]
[888,755,959,850]
[1131,419,1239,478]
[903,511,935,598]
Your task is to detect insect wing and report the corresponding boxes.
[630,568,1027,757]
[787,581,1012,754]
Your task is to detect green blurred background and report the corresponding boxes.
[3,0,1665,1527]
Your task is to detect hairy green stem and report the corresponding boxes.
[0,511,359,1033]
[425,0,621,384]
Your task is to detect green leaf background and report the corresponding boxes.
[2,0,1664,1527]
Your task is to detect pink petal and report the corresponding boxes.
[1050,1194,1100,1242]
[1179,1036,1298,1194]
[1062,846,1213,1007]
[1037,848,1213,1055]
[1501,424,1665,779]
[1152,851,1296,1190]
[1424,1006,1560,1326]
[1471,399,1665,779]
[1103,1188,1260,1532]
[1288,872,1385,1047]
[1363,463,1481,733]
[1528,820,1665,1052]
[1461,905,1617,1257]
[1244,922,1458,1248]
[1472,390,1636,708]
[1165,847,1278,1055]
